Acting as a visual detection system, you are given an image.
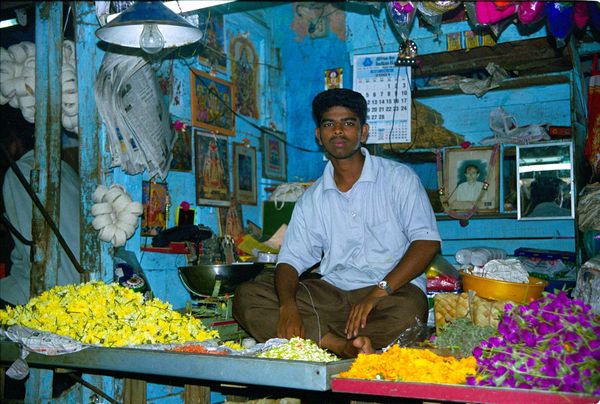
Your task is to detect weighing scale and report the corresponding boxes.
[178,262,269,341]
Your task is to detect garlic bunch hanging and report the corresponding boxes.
[91,185,143,247]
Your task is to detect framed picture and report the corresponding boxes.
[141,181,169,236]
[217,200,244,239]
[233,143,257,205]
[229,35,259,119]
[170,122,193,172]
[325,67,343,90]
[196,11,226,72]
[261,128,287,181]
[194,129,231,207]
[190,68,235,136]
[444,146,499,213]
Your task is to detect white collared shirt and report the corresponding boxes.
[277,148,440,293]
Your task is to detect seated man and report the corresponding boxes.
[0,105,81,307]
[233,89,440,358]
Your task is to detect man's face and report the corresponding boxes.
[315,106,368,160]
[465,166,479,183]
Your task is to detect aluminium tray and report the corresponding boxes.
[0,341,351,391]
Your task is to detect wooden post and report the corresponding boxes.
[184,384,211,404]
[123,378,146,404]
[31,0,63,298]
[73,0,103,279]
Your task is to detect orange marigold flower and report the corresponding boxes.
[338,346,476,385]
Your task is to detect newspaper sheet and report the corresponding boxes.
[94,53,175,180]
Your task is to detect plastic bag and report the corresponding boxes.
[426,254,461,292]
[573,256,600,313]
[269,182,310,210]
[481,107,550,145]
[455,247,507,267]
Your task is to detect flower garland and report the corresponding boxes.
[436,144,500,226]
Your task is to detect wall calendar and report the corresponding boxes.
[352,52,412,144]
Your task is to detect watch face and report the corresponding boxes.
[378,281,387,289]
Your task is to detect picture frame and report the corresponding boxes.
[170,122,193,172]
[217,200,244,239]
[325,67,343,90]
[229,35,259,119]
[141,181,169,236]
[190,68,235,136]
[233,143,257,205]
[444,146,499,213]
[261,128,287,181]
[196,11,227,72]
[194,129,231,207]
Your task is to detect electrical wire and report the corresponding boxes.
[185,59,322,154]
[299,281,322,347]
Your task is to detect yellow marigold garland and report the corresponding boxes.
[339,346,476,385]
[0,281,218,347]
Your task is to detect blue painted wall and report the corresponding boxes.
[114,2,600,307]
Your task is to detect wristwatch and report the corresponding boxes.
[377,280,393,295]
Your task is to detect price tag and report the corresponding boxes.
[353,52,411,144]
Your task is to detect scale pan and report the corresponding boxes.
[178,263,262,297]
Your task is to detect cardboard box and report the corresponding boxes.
[514,247,575,263]
[548,126,572,139]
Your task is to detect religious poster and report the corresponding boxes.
[141,181,169,236]
[170,120,192,172]
[233,143,257,205]
[194,129,231,207]
[325,67,343,90]
[217,200,244,239]
[196,11,227,72]
[262,128,287,181]
[190,68,235,136]
[229,35,259,119]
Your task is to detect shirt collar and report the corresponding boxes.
[323,147,377,191]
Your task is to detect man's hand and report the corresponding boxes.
[344,292,383,339]
[277,303,305,339]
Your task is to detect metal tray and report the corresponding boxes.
[0,341,352,391]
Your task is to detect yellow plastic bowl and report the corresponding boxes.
[461,272,548,304]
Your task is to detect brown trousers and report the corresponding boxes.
[232,269,428,350]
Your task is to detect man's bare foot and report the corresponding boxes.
[320,333,375,358]
[352,336,374,355]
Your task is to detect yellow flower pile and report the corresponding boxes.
[339,346,476,385]
[0,281,218,347]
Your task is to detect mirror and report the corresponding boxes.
[517,141,574,220]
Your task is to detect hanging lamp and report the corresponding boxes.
[95,1,203,54]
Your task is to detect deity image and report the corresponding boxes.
[203,137,226,195]
[230,37,258,119]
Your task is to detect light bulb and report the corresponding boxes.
[139,23,164,54]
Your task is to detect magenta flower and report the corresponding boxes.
[471,292,600,395]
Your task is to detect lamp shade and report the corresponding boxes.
[96,1,202,50]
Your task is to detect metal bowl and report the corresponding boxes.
[178,263,262,297]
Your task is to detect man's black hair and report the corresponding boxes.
[312,88,368,127]
[464,164,480,173]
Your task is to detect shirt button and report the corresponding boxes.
[352,212,357,217]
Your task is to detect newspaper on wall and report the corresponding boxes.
[94,53,175,180]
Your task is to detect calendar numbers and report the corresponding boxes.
[353,53,412,144]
